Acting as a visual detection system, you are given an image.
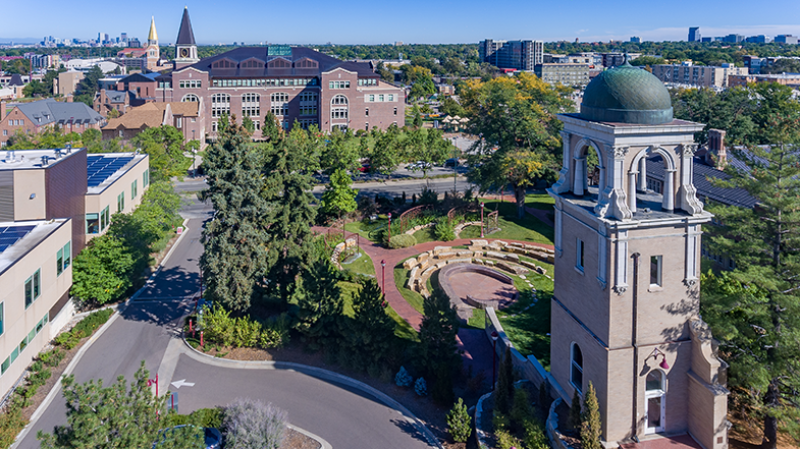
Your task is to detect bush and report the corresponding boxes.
[0,407,27,448]
[581,382,602,449]
[395,366,413,387]
[510,387,532,430]
[388,234,416,249]
[202,306,290,350]
[163,407,224,429]
[569,389,582,430]
[446,397,471,443]
[418,187,438,205]
[434,220,455,241]
[524,419,550,449]
[414,377,428,396]
[224,398,286,449]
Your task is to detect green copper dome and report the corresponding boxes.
[580,62,673,125]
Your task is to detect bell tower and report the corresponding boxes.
[547,63,729,449]
[174,6,199,69]
[144,16,160,71]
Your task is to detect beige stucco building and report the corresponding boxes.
[650,63,748,88]
[548,62,729,449]
[84,152,150,240]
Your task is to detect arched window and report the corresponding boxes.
[270,92,289,116]
[181,94,199,103]
[331,95,348,121]
[646,370,665,392]
[242,93,260,118]
[571,343,583,394]
[211,93,230,118]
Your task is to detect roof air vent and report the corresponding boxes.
[41,155,50,166]
[55,148,62,159]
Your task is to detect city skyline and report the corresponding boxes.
[2,0,800,45]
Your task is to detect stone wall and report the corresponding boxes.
[330,237,358,270]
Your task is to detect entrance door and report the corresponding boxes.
[645,370,666,434]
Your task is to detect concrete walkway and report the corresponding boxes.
[313,225,555,379]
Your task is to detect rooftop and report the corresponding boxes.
[86,153,147,194]
[0,147,83,171]
[14,98,103,126]
[0,219,68,275]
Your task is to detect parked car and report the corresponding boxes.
[359,162,371,172]
[408,161,432,171]
[153,425,222,449]
[444,158,459,168]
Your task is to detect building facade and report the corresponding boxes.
[650,63,748,88]
[548,62,728,449]
[688,27,701,42]
[479,39,544,70]
[728,72,800,88]
[0,99,104,148]
[102,102,205,147]
[534,63,590,88]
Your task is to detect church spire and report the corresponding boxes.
[176,7,196,46]
[148,16,158,44]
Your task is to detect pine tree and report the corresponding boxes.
[495,347,514,415]
[201,123,273,311]
[293,260,343,350]
[568,389,582,430]
[261,139,318,302]
[345,279,396,371]
[418,289,460,405]
[703,122,800,448]
[446,397,472,443]
[580,382,602,449]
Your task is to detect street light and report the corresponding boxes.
[480,202,485,238]
[387,213,392,244]
[381,259,386,293]
[491,331,499,390]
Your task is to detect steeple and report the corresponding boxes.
[174,7,199,68]
[176,7,196,46]
[148,16,158,45]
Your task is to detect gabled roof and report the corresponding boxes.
[103,102,199,130]
[121,73,158,84]
[178,46,377,78]
[15,98,103,126]
[8,74,24,87]
[176,7,196,46]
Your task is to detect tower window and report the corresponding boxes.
[576,238,585,272]
[650,255,662,287]
[571,343,583,394]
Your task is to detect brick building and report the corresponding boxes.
[0,99,104,147]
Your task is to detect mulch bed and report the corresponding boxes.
[195,341,489,448]
[284,428,321,449]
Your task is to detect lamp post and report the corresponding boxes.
[452,137,458,195]
[480,202,485,238]
[381,259,386,293]
[491,331,499,390]
[387,213,392,243]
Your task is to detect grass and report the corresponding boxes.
[338,280,418,341]
[344,220,386,241]
[461,198,554,244]
[467,308,486,329]
[340,248,375,276]
[526,192,555,211]
[394,259,425,314]
[412,226,437,244]
[494,261,554,369]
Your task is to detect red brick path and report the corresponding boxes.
[619,434,704,449]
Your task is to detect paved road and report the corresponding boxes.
[16,179,435,449]
[314,176,474,200]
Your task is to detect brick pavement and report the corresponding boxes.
[619,434,703,449]
[312,225,555,379]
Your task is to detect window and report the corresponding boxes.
[394,107,398,116]
[100,206,110,231]
[131,180,138,199]
[181,94,199,102]
[365,108,369,117]
[650,255,662,287]
[242,93,261,118]
[388,94,395,101]
[646,370,664,392]
[358,78,377,86]
[57,248,63,276]
[270,93,289,116]
[211,93,231,118]
[143,169,150,187]
[576,238,585,272]
[86,213,99,234]
[331,95,348,121]
[63,241,70,270]
[368,94,375,102]
[0,302,4,336]
[328,80,350,89]
[571,343,583,394]
[176,117,182,129]
[299,92,317,103]
[178,80,201,89]
[117,192,125,213]
[25,269,41,308]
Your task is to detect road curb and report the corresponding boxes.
[181,338,443,448]
[287,424,332,449]
[11,310,121,448]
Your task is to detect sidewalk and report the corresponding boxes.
[312,225,555,379]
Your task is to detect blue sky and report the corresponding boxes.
[4,0,800,44]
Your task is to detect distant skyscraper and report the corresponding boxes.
[722,34,745,43]
[775,35,798,44]
[630,36,641,43]
[478,39,543,70]
[688,27,701,42]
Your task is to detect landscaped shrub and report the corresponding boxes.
[569,389,582,430]
[434,220,455,241]
[53,308,115,350]
[163,407,224,429]
[581,382,602,449]
[414,377,428,396]
[524,418,550,449]
[201,307,290,350]
[395,366,413,387]
[388,234,416,249]
[495,347,514,414]
[510,387,532,430]
[223,398,286,449]
[446,397,472,443]
[418,187,438,205]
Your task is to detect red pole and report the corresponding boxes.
[155,374,159,397]
[492,339,497,390]
[189,319,193,338]
[200,331,204,348]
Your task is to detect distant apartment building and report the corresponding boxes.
[478,39,544,70]
[728,73,800,88]
[722,34,745,43]
[55,71,85,97]
[745,35,770,43]
[688,27,701,42]
[534,63,590,88]
[650,63,748,88]
[775,35,798,44]
[27,54,60,69]
[600,52,640,68]
[0,99,104,147]
[630,36,641,43]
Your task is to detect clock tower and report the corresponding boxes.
[174,7,199,69]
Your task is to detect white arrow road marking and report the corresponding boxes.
[171,379,195,389]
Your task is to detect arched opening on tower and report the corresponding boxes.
[571,141,605,206]
[628,147,676,215]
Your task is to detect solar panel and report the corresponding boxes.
[0,224,36,254]
[85,155,137,186]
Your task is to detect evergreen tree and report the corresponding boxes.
[580,382,602,449]
[261,112,282,142]
[201,123,273,311]
[418,288,460,405]
[293,260,343,350]
[568,389,582,430]
[446,398,472,443]
[345,279,396,371]
[261,140,317,302]
[495,347,514,415]
[320,168,358,222]
[702,122,800,448]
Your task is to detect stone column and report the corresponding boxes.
[662,169,675,211]
[677,143,704,215]
[573,157,585,196]
[551,131,572,194]
[637,157,647,192]
[628,172,637,213]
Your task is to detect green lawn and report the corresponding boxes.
[338,281,418,341]
[467,308,486,330]
[394,259,425,314]
[344,222,373,240]
[340,248,375,276]
[495,261,554,369]
[412,226,437,244]
[458,199,554,245]
[526,192,555,211]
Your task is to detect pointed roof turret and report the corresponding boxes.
[176,7,196,46]
[148,16,158,42]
